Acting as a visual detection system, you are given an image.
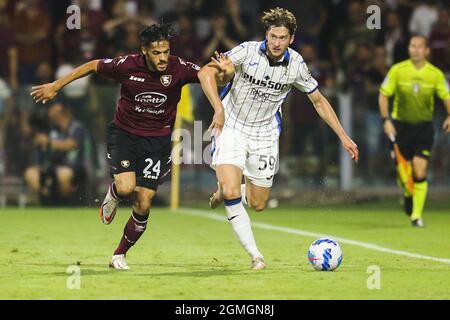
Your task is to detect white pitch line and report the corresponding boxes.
[178,208,450,265]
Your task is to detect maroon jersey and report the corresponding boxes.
[97,54,199,136]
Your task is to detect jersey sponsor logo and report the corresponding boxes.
[103,58,113,63]
[250,88,271,102]
[248,61,259,67]
[160,75,172,86]
[135,92,167,107]
[243,72,288,91]
[134,105,165,115]
[130,75,145,82]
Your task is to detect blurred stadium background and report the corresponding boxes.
[0,0,449,208]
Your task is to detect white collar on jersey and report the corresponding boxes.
[259,40,290,65]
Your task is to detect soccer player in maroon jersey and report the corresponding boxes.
[30,23,225,269]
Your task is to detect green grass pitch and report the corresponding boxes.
[0,204,449,299]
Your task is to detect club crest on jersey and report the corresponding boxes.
[160,75,172,87]
[121,160,130,168]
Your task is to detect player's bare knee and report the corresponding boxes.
[114,180,135,197]
[221,185,241,200]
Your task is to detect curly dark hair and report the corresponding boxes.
[261,7,297,36]
[139,22,175,47]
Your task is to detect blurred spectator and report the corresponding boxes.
[0,78,11,114]
[35,62,54,85]
[2,96,31,176]
[0,78,12,175]
[318,0,347,61]
[283,43,337,183]
[56,11,98,63]
[13,0,52,85]
[24,102,89,205]
[195,0,248,41]
[346,43,374,178]
[171,13,204,65]
[160,0,193,24]
[55,60,90,121]
[0,0,18,90]
[74,0,107,38]
[268,0,326,47]
[364,46,390,180]
[332,0,378,79]
[408,0,438,37]
[202,14,239,62]
[225,0,248,41]
[376,10,409,66]
[99,0,156,57]
[375,0,414,28]
[429,7,450,71]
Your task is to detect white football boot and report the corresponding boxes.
[412,218,425,228]
[251,257,266,270]
[109,254,130,270]
[100,184,119,225]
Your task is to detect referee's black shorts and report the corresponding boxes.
[106,122,172,191]
[393,120,434,160]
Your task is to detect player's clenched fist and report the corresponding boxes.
[30,82,59,104]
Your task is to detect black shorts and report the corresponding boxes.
[393,120,434,160]
[106,122,172,191]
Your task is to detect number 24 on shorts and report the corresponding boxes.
[143,158,161,179]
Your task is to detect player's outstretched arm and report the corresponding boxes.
[30,60,100,104]
[307,89,359,162]
[198,54,234,135]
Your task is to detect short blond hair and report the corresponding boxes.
[261,7,297,35]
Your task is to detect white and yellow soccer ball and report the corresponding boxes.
[307,238,343,271]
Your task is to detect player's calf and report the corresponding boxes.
[248,201,266,212]
[243,181,271,212]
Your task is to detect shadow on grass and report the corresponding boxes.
[21,262,248,277]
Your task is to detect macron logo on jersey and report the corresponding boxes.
[117,56,128,65]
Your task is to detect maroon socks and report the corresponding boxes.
[114,211,149,255]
